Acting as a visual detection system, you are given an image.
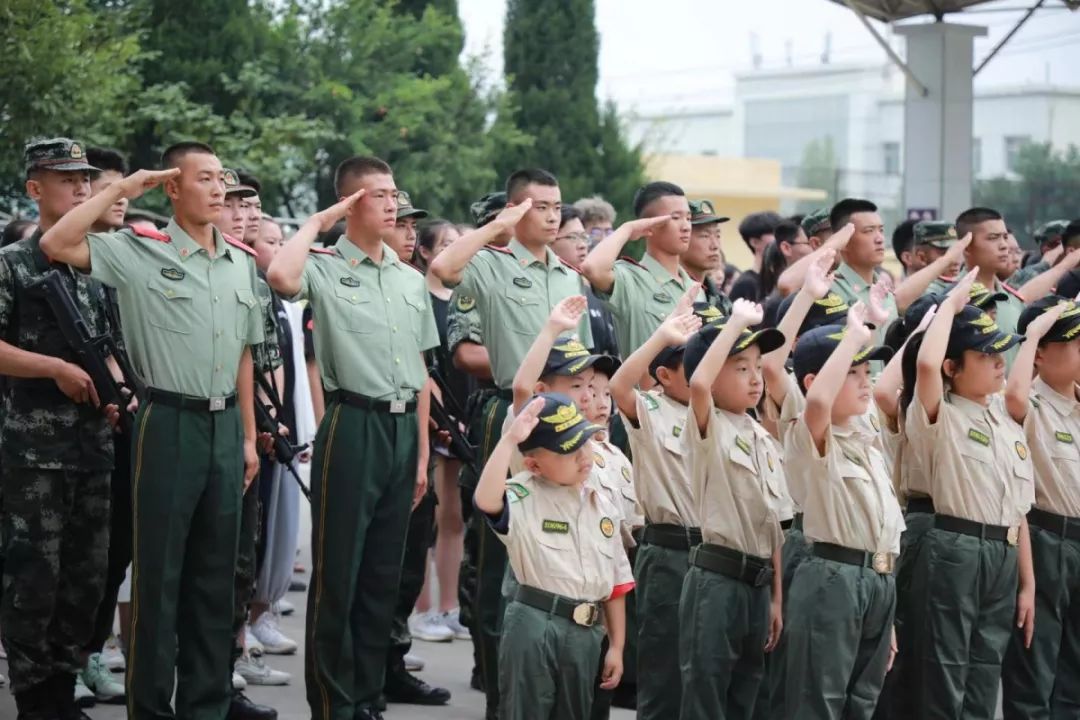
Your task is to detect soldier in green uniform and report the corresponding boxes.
[266,155,438,720]
[0,138,118,720]
[40,141,264,720]
[1008,220,1068,288]
[582,181,704,361]
[682,200,733,315]
[430,168,593,718]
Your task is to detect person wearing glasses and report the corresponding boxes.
[574,196,616,250]
[552,206,618,357]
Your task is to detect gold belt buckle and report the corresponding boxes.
[572,603,597,627]
[872,552,893,574]
[1007,526,1020,546]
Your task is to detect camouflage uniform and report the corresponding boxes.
[0,230,113,695]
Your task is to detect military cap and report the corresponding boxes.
[914,221,958,249]
[517,393,604,455]
[793,324,893,380]
[903,294,941,337]
[689,199,729,226]
[24,138,98,175]
[1033,220,1069,245]
[1058,270,1080,299]
[683,321,785,381]
[801,207,831,237]
[777,291,850,337]
[223,168,256,198]
[542,338,612,377]
[471,191,507,227]
[396,190,429,220]
[1018,296,1080,343]
[945,305,1024,360]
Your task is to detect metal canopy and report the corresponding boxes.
[829,0,1075,22]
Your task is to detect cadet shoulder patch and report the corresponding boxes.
[542,519,569,534]
[506,482,530,503]
[1015,441,1028,460]
[593,452,606,468]
[456,295,476,312]
[735,435,751,456]
[672,425,682,438]
[599,517,615,538]
[1056,431,1074,444]
[643,393,660,411]
[621,466,631,482]
[130,225,170,243]
[968,428,990,446]
[223,234,257,257]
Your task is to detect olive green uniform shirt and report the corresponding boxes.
[87,220,263,397]
[450,239,592,390]
[294,238,439,401]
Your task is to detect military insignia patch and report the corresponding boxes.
[767,453,774,472]
[968,429,990,446]
[456,295,476,312]
[1015,441,1028,460]
[506,482,530,503]
[223,169,239,187]
[599,517,615,538]
[593,452,606,468]
[672,425,682,438]
[1056,431,1074,444]
[70,142,84,159]
[160,267,185,281]
[542,519,569,534]
[643,394,660,411]
[621,466,631,481]
[735,435,751,456]
[340,276,361,287]
[513,277,533,289]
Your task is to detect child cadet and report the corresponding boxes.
[473,394,634,720]
[681,299,786,720]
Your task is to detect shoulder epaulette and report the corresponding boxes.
[1002,282,1025,302]
[309,246,335,255]
[129,225,170,243]
[481,244,513,255]
[223,234,257,257]
[617,255,645,269]
[559,258,583,274]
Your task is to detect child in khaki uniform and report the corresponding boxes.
[474,394,634,720]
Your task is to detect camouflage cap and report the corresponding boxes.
[914,221,958,249]
[801,207,831,237]
[471,191,507,227]
[223,168,256,198]
[689,199,729,226]
[396,190,429,220]
[24,137,98,175]
[1034,220,1069,245]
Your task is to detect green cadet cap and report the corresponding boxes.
[24,137,98,175]
[914,221,958,249]
[801,207,831,237]
[1034,220,1069,245]
[689,199,729,226]
[396,190,429,220]
[223,168,256,198]
[471,191,507,227]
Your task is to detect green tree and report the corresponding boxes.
[500,0,642,217]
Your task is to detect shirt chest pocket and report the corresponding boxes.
[839,456,873,486]
[402,294,427,338]
[501,283,543,335]
[534,524,577,576]
[957,439,995,473]
[333,285,378,334]
[146,279,195,334]
[661,431,686,459]
[645,292,675,324]
[728,445,765,500]
[1050,439,1080,474]
[234,288,257,340]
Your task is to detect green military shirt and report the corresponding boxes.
[87,220,264,398]
[294,237,438,400]
[253,271,283,375]
[450,238,592,390]
[446,289,483,354]
[597,252,703,359]
[831,262,898,374]
[1007,260,1048,289]
[926,275,1026,370]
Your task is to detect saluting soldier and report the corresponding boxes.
[429,168,593,719]
[0,138,117,720]
[683,199,733,315]
[266,155,438,720]
[40,141,264,720]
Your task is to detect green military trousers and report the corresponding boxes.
[126,399,243,720]
[782,556,896,720]
[635,541,691,720]
[899,527,1018,720]
[304,400,417,720]
[0,468,109,693]
[498,599,605,720]
[1001,520,1080,719]
[762,522,811,720]
[678,563,771,720]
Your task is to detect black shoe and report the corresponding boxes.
[227,691,278,720]
[470,667,484,692]
[288,578,307,592]
[611,682,637,709]
[15,681,59,720]
[383,670,451,706]
[50,674,91,720]
[374,694,387,712]
[354,709,384,720]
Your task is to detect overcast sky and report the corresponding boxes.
[459,0,1080,112]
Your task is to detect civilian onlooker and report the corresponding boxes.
[729,210,782,302]
[891,218,919,276]
[574,195,616,248]
[555,206,618,356]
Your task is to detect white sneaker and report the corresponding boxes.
[244,624,265,656]
[236,653,291,686]
[74,675,96,707]
[232,671,247,691]
[275,598,296,616]
[82,653,126,703]
[408,611,453,642]
[100,643,126,672]
[442,609,471,640]
[251,613,298,655]
[403,652,425,671]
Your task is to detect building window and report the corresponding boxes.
[972,137,982,176]
[1005,135,1030,173]
[883,142,900,175]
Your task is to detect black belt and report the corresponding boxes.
[906,496,935,514]
[146,388,235,412]
[514,585,600,627]
[326,389,416,414]
[689,543,773,587]
[641,523,703,551]
[813,542,895,574]
[934,513,1019,546]
[781,513,804,532]
[1028,508,1080,542]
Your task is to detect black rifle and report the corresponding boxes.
[254,372,311,501]
[29,270,142,434]
[428,365,479,474]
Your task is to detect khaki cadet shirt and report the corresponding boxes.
[598,252,702,358]
[591,438,644,547]
[87,220,263,397]
[496,472,635,602]
[1025,378,1080,518]
[786,415,905,555]
[450,239,592,389]
[831,263,898,374]
[927,275,1025,370]
[906,392,1034,526]
[687,408,785,559]
[622,390,698,527]
[294,238,438,400]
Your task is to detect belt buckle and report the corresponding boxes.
[389,400,407,414]
[1007,526,1020,546]
[208,396,226,412]
[754,565,773,588]
[572,603,597,627]
[872,552,892,574]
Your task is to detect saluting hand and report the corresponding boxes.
[914,304,937,335]
[824,222,855,252]
[493,199,533,232]
[656,307,701,346]
[505,397,546,444]
[117,168,181,200]
[313,190,366,232]
[674,282,701,314]
[546,295,588,334]
[1023,299,1069,340]
[729,298,764,329]
[944,267,979,314]
[623,215,672,239]
[803,249,835,299]
[943,232,972,267]
[867,277,892,328]
[846,302,873,347]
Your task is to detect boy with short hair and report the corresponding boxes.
[474,394,633,720]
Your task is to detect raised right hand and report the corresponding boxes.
[493,199,533,232]
[824,222,855,252]
[656,308,702,345]
[546,295,588,334]
[117,168,181,200]
[803,249,836,299]
[312,190,366,232]
[505,397,546,444]
[729,298,764,328]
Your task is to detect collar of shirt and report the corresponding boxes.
[168,219,233,263]
[509,237,565,273]
[1034,377,1080,419]
[945,390,1001,425]
[836,262,876,293]
[832,416,879,446]
[641,251,691,289]
[334,236,399,269]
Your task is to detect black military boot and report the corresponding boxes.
[383,666,451,706]
[14,680,59,720]
[226,690,278,720]
[51,674,91,720]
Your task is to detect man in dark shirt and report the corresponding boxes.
[729,211,782,302]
